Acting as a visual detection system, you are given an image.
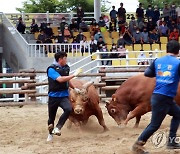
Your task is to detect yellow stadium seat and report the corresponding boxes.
[111,32,119,39]
[162,51,166,56]
[125,45,133,51]
[52,27,59,36]
[34,32,40,39]
[112,60,120,66]
[107,45,112,51]
[121,59,127,65]
[179,37,180,43]
[73,32,79,37]
[160,37,168,44]
[129,59,138,65]
[143,44,151,51]
[134,44,142,51]
[83,32,91,38]
[48,53,55,58]
[156,52,162,58]
[152,44,160,50]
[161,44,166,51]
[105,37,113,45]
[128,52,136,58]
[113,38,119,44]
[67,52,73,57]
[91,54,97,60]
[102,31,110,38]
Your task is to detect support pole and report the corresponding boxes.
[94,0,101,22]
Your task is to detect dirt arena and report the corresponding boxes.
[0,103,179,154]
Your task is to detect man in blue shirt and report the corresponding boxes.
[132,40,180,153]
[46,51,82,141]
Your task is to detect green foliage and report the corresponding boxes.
[138,0,180,9]
[16,0,110,13]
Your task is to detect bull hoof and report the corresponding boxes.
[133,125,139,128]
[103,127,109,132]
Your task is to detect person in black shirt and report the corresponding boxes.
[136,3,144,24]
[30,19,39,34]
[117,3,126,21]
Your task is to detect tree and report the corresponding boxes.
[16,0,110,13]
[138,0,180,9]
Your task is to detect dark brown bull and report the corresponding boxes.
[68,79,108,131]
[106,74,180,127]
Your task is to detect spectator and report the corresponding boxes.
[36,30,47,43]
[176,5,180,23]
[16,17,26,34]
[153,5,160,24]
[117,34,125,47]
[63,24,72,39]
[30,19,39,34]
[97,36,105,50]
[141,27,149,44]
[89,18,98,33]
[117,2,126,21]
[156,17,163,29]
[133,28,142,44]
[138,18,147,32]
[129,17,138,34]
[162,3,170,23]
[118,16,126,34]
[94,29,104,41]
[117,45,126,58]
[146,5,154,21]
[56,31,64,43]
[77,6,84,29]
[110,6,117,26]
[149,29,160,44]
[76,31,84,43]
[123,27,133,45]
[136,3,144,23]
[40,18,47,31]
[80,36,89,56]
[69,19,78,32]
[137,51,148,65]
[148,52,154,65]
[89,35,97,54]
[98,16,106,32]
[169,28,179,41]
[44,23,53,38]
[102,14,109,28]
[79,18,89,32]
[170,3,177,21]
[159,21,169,36]
[168,20,178,33]
[60,17,67,35]
[109,18,117,32]
[147,17,156,32]
[99,44,109,65]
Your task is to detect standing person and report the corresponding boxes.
[110,6,117,27]
[46,52,82,142]
[136,3,144,24]
[117,2,126,22]
[132,40,180,153]
[77,6,84,29]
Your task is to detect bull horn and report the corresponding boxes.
[82,81,94,90]
[105,100,110,104]
[74,88,81,94]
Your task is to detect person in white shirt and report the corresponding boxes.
[137,50,148,65]
[80,36,89,56]
[88,35,97,54]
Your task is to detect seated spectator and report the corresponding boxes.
[69,19,78,32]
[141,27,149,43]
[98,16,106,28]
[56,31,64,43]
[40,18,47,31]
[123,27,133,45]
[147,17,156,32]
[76,31,84,43]
[63,24,72,39]
[99,44,109,65]
[129,17,138,34]
[148,52,154,65]
[94,29,104,41]
[138,18,147,32]
[30,19,39,34]
[60,17,68,35]
[169,28,179,41]
[79,18,89,32]
[97,36,105,50]
[44,23,53,38]
[91,24,100,36]
[156,17,163,29]
[159,21,168,36]
[109,43,118,58]
[80,36,89,56]
[102,14,109,28]
[168,20,178,33]
[137,51,148,65]
[118,16,126,34]
[117,45,126,58]
[149,29,160,44]
[153,5,160,24]
[36,30,47,43]
[117,34,125,47]
[89,18,98,33]
[132,28,142,44]
[89,35,97,53]
[16,17,26,34]
[109,18,117,32]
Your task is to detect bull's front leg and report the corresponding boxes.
[124,104,147,127]
[134,116,141,128]
[95,107,109,132]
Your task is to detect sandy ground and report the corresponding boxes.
[0,103,179,154]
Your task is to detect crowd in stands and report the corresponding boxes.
[15,3,180,65]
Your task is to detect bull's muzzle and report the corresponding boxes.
[74,108,83,114]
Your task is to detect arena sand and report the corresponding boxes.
[0,104,179,154]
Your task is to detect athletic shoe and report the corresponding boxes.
[48,124,54,134]
[52,127,61,136]
[47,134,53,142]
[167,142,180,149]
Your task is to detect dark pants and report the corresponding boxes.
[48,97,72,133]
[138,94,180,143]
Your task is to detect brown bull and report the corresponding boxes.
[68,79,108,131]
[106,74,180,127]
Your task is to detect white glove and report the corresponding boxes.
[73,68,83,77]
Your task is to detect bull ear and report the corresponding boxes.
[112,94,116,102]
[82,81,94,91]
